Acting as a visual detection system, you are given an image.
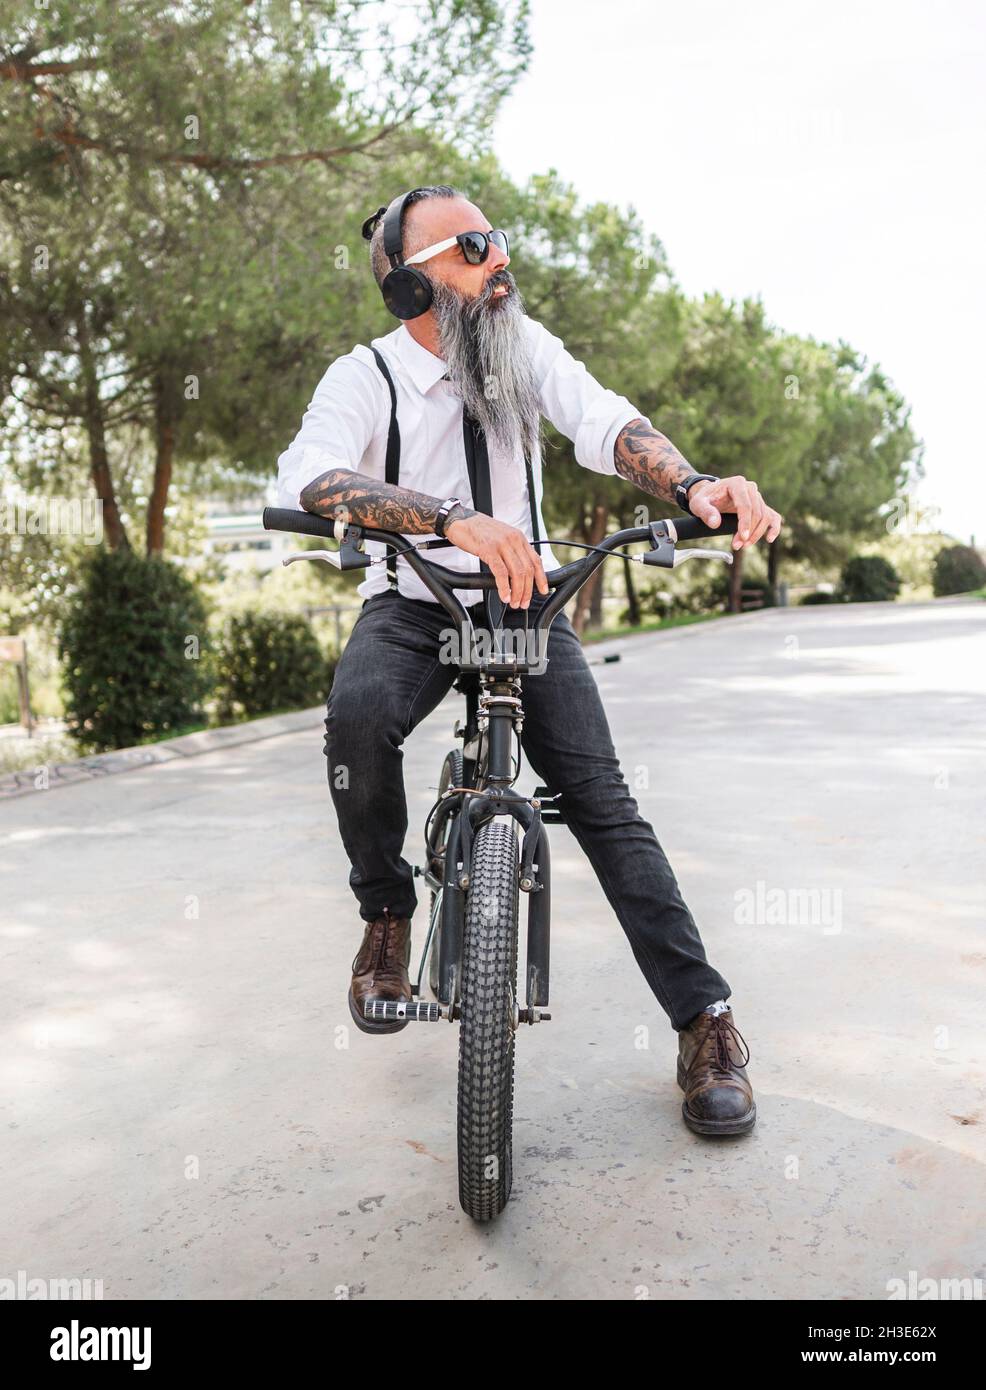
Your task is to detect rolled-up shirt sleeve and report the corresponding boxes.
[275,349,384,510]
[526,317,643,476]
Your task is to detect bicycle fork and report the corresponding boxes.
[371,670,554,1027]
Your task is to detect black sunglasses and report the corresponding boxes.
[405,229,510,268]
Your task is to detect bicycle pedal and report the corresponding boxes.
[364,1000,445,1023]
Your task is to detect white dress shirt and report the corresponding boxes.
[275,314,642,605]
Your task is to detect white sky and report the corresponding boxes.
[494,0,985,543]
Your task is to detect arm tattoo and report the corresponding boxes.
[300,468,477,534]
[614,417,694,506]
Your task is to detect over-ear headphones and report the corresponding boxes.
[361,189,433,321]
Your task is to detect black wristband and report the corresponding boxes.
[674,472,718,515]
[434,497,462,538]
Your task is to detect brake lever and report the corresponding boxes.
[282,549,343,569]
[280,520,371,571]
[671,547,733,568]
[642,519,733,570]
[641,545,733,569]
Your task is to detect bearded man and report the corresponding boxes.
[275,185,782,1137]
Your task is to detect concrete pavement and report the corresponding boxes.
[2,598,984,1300]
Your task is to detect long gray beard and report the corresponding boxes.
[431,271,542,466]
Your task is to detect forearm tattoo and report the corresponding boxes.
[614,417,694,506]
[300,468,477,534]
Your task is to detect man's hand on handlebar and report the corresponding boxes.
[445,513,549,609]
[686,476,783,551]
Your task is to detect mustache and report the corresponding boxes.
[434,268,517,321]
[472,267,516,308]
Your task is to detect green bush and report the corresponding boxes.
[932,545,986,597]
[213,611,334,721]
[839,555,901,603]
[58,549,212,752]
[800,590,841,606]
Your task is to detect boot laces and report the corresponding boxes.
[352,912,406,974]
[351,917,386,974]
[689,1013,751,1081]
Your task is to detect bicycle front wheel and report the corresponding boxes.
[457,818,519,1222]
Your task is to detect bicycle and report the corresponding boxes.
[263,504,738,1221]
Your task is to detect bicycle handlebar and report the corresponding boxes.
[262,507,738,561]
[261,505,739,645]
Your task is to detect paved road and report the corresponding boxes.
[2,599,984,1300]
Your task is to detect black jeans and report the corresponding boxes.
[323,589,730,1031]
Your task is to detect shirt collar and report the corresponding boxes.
[392,324,450,395]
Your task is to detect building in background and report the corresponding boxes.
[200,496,291,573]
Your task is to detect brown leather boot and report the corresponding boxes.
[348,911,412,1035]
[677,1007,757,1136]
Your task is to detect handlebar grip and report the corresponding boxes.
[671,513,740,542]
[262,506,337,539]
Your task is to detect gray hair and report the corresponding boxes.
[368,185,465,286]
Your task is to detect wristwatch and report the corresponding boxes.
[674,472,718,515]
[434,497,463,538]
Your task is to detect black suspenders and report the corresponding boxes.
[525,450,542,553]
[369,347,402,589]
[368,346,543,594]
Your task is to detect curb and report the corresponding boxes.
[0,706,325,802]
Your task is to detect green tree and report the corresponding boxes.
[0,0,532,552]
[658,295,816,611]
[780,340,921,587]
